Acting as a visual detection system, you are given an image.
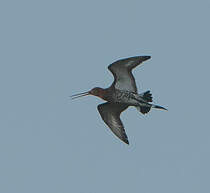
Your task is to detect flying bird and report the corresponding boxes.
[71,56,167,144]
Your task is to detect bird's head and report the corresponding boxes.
[71,87,105,100]
[89,87,104,97]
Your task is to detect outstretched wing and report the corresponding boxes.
[108,56,151,92]
[97,102,129,144]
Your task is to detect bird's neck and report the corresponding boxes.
[97,88,109,101]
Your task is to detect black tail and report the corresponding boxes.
[136,104,167,115]
[153,105,168,111]
[142,90,153,102]
[136,106,151,114]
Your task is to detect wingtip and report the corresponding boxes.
[124,139,130,145]
[142,55,151,61]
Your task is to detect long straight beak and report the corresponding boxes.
[70,91,90,99]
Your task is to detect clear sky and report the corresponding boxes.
[0,0,210,193]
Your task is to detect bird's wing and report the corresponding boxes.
[97,102,129,144]
[108,56,151,92]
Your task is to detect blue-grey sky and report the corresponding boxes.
[0,0,210,193]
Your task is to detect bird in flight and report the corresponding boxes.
[71,56,167,144]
